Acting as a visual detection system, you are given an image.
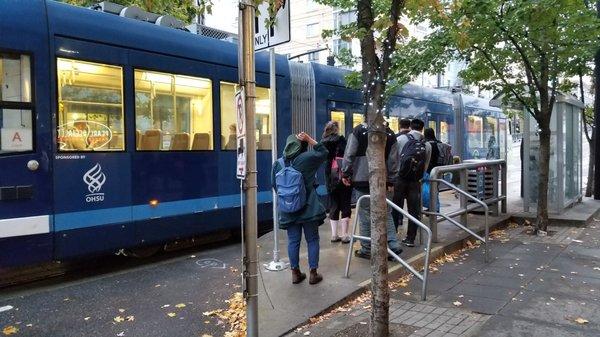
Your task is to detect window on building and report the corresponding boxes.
[333,39,352,56]
[220,82,272,150]
[334,10,356,30]
[307,52,320,62]
[306,23,320,38]
[57,58,124,151]
[0,53,33,154]
[134,69,213,151]
[330,110,346,136]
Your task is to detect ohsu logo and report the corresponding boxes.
[83,163,106,203]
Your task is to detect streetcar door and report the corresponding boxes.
[52,40,133,259]
[0,52,54,267]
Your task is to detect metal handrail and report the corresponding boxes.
[344,195,432,301]
[428,160,507,242]
[427,178,489,262]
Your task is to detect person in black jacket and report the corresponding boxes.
[321,121,352,243]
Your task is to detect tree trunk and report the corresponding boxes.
[536,119,551,233]
[593,0,600,199]
[586,134,595,197]
[367,107,389,337]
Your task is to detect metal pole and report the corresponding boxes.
[264,48,287,271]
[429,176,438,242]
[239,1,258,335]
[459,169,468,228]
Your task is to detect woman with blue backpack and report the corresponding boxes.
[272,132,328,285]
[321,121,352,244]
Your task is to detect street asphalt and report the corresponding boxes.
[0,241,243,337]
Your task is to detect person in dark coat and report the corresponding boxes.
[272,132,328,285]
[321,121,352,243]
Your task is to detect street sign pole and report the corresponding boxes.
[239,1,258,336]
[264,48,288,272]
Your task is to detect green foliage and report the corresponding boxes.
[59,0,205,23]
[409,0,599,122]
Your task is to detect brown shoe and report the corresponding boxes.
[291,268,306,284]
[309,269,323,285]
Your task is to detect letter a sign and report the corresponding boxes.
[235,89,247,180]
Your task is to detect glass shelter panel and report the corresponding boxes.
[484,117,499,159]
[134,69,213,151]
[564,105,581,202]
[57,58,124,151]
[1,54,33,154]
[220,83,272,150]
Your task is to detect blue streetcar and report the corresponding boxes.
[0,1,506,268]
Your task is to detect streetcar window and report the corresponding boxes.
[57,59,124,151]
[0,53,33,154]
[220,82,272,151]
[440,121,449,143]
[467,116,483,149]
[134,70,213,151]
[484,117,498,159]
[385,116,399,133]
[330,111,345,136]
[352,113,363,127]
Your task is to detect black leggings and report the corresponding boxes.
[329,185,352,220]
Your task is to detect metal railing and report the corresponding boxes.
[424,159,507,261]
[344,195,432,301]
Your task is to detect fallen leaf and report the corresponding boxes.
[167,313,177,318]
[84,317,91,321]
[303,332,311,336]
[162,304,171,308]
[117,332,125,337]
[126,316,135,322]
[574,317,589,324]
[175,303,186,308]
[113,316,125,323]
[0,306,13,313]
[593,267,600,271]
[403,292,412,296]
[572,239,583,243]
[458,295,464,298]
[453,301,462,306]
[2,326,18,335]
[550,297,556,301]
[200,335,213,337]
[118,309,125,313]
[359,322,367,325]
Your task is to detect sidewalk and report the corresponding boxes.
[285,222,600,337]
[257,191,511,337]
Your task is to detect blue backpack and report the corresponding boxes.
[275,158,307,213]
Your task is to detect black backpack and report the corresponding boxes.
[398,134,427,181]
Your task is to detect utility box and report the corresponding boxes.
[522,94,584,213]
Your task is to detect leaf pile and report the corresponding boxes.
[203,292,246,337]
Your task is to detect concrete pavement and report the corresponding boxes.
[286,222,600,337]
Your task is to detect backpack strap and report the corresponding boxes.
[407,133,415,141]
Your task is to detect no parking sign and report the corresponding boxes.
[235,89,247,180]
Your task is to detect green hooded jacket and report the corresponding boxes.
[271,135,329,229]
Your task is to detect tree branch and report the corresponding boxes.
[473,45,538,117]
[380,0,405,80]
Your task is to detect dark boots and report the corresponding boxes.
[309,269,323,285]
[291,268,306,284]
[292,268,323,285]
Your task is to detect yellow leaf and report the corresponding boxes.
[113,316,125,323]
[175,303,186,308]
[126,316,135,322]
[2,326,18,335]
[167,313,176,318]
[574,317,589,324]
